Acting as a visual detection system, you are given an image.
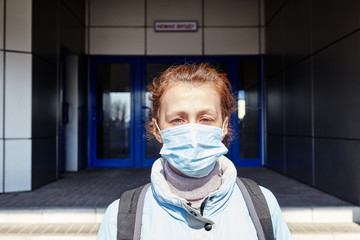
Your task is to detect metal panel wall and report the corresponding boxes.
[286,136,312,185]
[266,74,284,135]
[284,59,312,136]
[282,0,311,68]
[315,138,360,204]
[265,0,360,205]
[31,0,86,189]
[312,0,360,52]
[32,139,57,189]
[314,32,360,139]
[266,135,285,172]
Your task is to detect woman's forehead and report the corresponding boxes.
[160,84,221,112]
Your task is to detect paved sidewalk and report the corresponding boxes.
[0,167,353,209]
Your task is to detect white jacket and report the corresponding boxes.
[97,156,292,240]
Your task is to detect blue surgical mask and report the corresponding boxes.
[156,122,228,178]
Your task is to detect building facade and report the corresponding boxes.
[0,0,359,206]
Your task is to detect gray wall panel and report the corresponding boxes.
[32,0,57,63]
[264,0,286,23]
[265,9,283,77]
[284,59,312,136]
[314,32,360,139]
[62,0,85,24]
[266,74,284,134]
[266,134,285,172]
[32,138,57,189]
[283,0,311,67]
[30,0,87,191]
[59,3,85,54]
[315,138,360,204]
[0,0,3,49]
[286,136,312,185]
[32,56,57,138]
[0,140,3,192]
[265,0,360,206]
[312,0,360,51]
[78,55,88,169]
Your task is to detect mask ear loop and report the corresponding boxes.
[154,120,162,133]
[221,121,226,131]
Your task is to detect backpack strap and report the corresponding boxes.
[117,183,151,240]
[236,177,274,240]
[117,179,273,240]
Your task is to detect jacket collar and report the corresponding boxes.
[150,156,237,227]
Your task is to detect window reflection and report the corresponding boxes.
[238,59,259,159]
[145,63,172,159]
[238,90,246,119]
[97,63,131,159]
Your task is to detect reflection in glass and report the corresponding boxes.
[238,59,259,158]
[96,63,131,159]
[145,63,173,159]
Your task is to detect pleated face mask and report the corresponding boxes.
[156,121,228,178]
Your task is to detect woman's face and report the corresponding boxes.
[153,83,228,143]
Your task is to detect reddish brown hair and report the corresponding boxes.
[146,63,236,146]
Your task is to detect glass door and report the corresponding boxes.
[90,59,134,167]
[233,57,262,166]
[142,62,172,166]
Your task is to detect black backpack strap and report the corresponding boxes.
[236,177,274,240]
[117,183,151,240]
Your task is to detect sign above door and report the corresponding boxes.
[154,21,197,32]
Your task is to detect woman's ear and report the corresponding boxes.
[221,116,229,141]
[152,118,163,143]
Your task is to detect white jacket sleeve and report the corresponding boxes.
[260,187,292,240]
[97,199,120,240]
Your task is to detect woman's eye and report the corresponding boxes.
[199,118,212,124]
[172,118,183,123]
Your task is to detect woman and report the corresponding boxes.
[97,63,291,239]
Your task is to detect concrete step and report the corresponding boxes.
[0,222,360,240]
[0,223,99,240]
[0,208,106,224]
[289,223,360,240]
[282,206,360,223]
[1,207,360,240]
[1,206,359,224]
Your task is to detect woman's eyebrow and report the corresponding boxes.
[197,109,218,116]
[165,111,188,120]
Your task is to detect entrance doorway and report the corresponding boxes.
[89,57,262,168]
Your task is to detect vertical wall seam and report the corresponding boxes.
[258,0,261,55]
[144,0,147,55]
[282,71,286,174]
[201,0,204,55]
[258,0,263,165]
[55,0,60,179]
[310,1,315,186]
[87,0,90,55]
[311,56,315,186]
[2,0,6,192]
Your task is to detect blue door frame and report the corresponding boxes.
[89,56,262,168]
